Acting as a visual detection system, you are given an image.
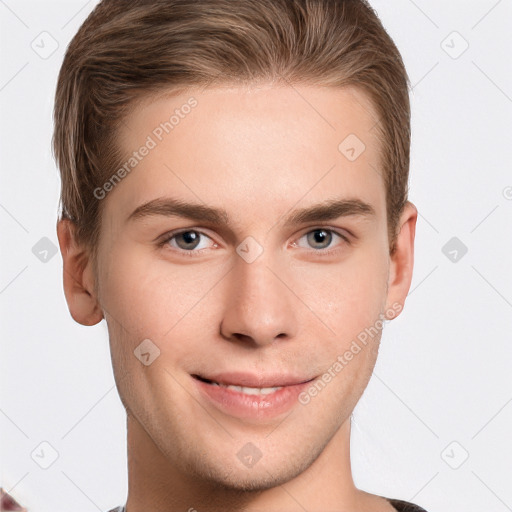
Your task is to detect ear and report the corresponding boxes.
[384,201,418,319]
[56,218,104,326]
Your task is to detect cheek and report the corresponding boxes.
[293,250,388,340]
[98,233,389,367]
[98,245,229,339]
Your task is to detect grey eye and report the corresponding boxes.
[306,229,332,249]
[173,231,202,250]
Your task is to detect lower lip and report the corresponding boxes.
[192,376,314,420]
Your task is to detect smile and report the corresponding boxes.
[191,373,316,420]
[194,375,283,395]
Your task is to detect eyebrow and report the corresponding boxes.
[126,197,376,226]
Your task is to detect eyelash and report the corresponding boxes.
[157,227,351,258]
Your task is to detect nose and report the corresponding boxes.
[219,253,299,347]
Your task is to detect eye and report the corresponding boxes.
[295,228,349,251]
[160,229,216,253]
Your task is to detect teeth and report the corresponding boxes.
[210,382,283,395]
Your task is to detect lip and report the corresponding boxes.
[191,372,316,420]
[192,371,313,388]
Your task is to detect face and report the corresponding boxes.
[86,83,411,490]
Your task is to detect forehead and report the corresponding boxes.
[109,83,386,227]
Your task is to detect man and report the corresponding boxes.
[54,0,424,510]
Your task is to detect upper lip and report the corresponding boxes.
[192,372,316,388]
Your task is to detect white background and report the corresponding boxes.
[1,1,511,511]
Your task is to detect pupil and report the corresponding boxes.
[178,231,199,249]
[309,229,331,249]
[183,232,196,243]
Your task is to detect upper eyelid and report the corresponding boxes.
[160,226,350,249]
[292,228,351,250]
[162,228,216,247]
[297,228,349,241]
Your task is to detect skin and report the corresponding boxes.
[57,83,417,512]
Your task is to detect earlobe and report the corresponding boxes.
[56,218,104,326]
[385,201,418,319]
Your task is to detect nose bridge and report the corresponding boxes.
[236,254,280,304]
[220,248,298,345]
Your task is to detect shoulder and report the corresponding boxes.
[104,498,428,512]
[386,497,429,512]
[358,490,427,512]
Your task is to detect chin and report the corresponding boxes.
[195,464,298,493]
[178,438,324,494]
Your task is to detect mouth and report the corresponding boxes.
[191,372,316,420]
[192,375,285,395]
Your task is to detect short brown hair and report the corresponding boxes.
[53,0,411,266]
